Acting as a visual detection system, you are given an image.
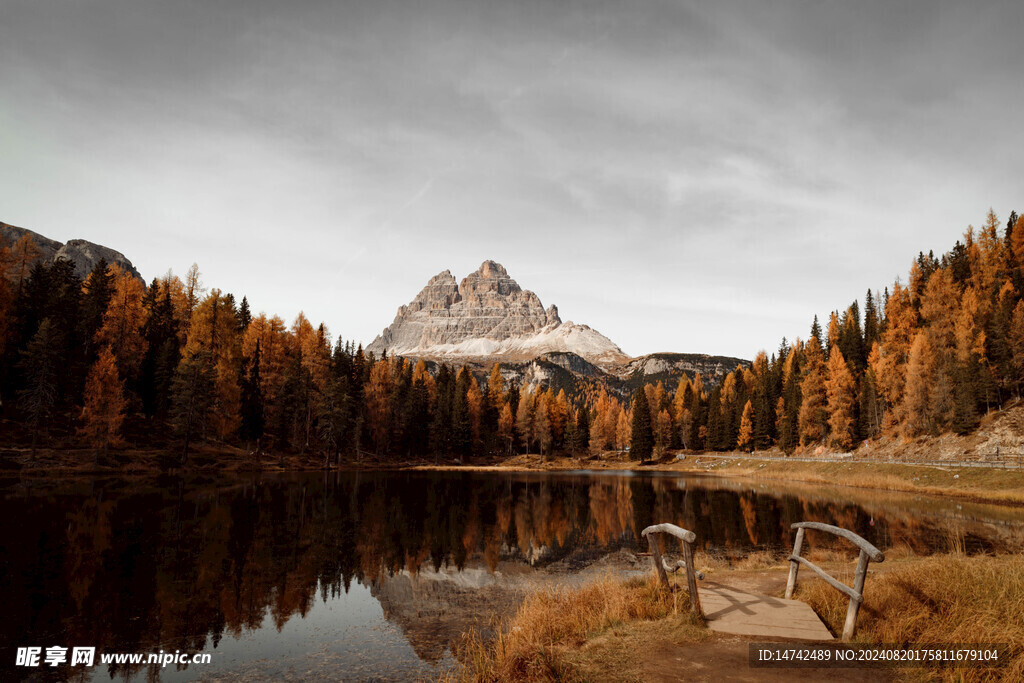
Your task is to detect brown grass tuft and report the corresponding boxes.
[445,574,705,682]
[801,553,1024,682]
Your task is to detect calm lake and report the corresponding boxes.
[2,470,1022,681]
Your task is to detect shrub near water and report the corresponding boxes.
[448,574,700,682]
[801,553,1024,682]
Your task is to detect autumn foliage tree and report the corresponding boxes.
[95,266,148,382]
[5,206,1024,466]
[798,339,827,445]
[825,347,856,449]
[80,346,127,460]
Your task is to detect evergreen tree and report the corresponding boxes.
[705,385,723,450]
[170,351,216,465]
[575,406,590,455]
[809,315,823,352]
[42,259,85,404]
[240,341,265,449]
[403,372,431,456]
[78,259,113,363]
[564,412,579,456]
[140,282,179,416]
[863,289,880,350]
[18,318,61,456]
[153,337,181,418]
[630,386,653,461]
[430,364,453,457]
[951,359,979,434]
[452,366,472,458]
[777,346,801,452]
[237,295,252,332]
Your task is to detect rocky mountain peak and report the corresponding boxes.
[459,260,522,299]
[367,260,625,366]
[1,221,143,281]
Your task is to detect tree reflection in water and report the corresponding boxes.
[1,471,1020,680]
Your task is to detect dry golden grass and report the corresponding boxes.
[698,548,787,573]
[679,459,1024,506]
[800,553,1024,682]
[444,574,707,682]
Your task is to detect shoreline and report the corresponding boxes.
[5,446,1024,507]
[413,453,1024,507]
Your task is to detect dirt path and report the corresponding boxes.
[643,639,887,682]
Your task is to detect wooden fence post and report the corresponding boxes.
[785,526,805,599]
[786,522,884,641]
[681,539,702,615]
[647,533,669,588]
[843,549,870,640]
[641,523,701,616]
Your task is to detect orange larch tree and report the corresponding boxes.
[798,338,827,446]
[825,347,856,449]
[487,363,505,411]
[466,374,484,448]
[737,400,754,451]
[903,331,936,438]
[80,346,127,460]
[873,282,918,430]
[95,266,148,381]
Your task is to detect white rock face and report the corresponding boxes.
[367,260,628,366]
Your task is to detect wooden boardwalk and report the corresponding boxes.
[699,583,834,641]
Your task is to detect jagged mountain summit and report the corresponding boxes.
[1,221,143,281]
[367,260,630,367]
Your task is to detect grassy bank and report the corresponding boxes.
[416,451,1024,506]
[801,551,1024,682]
[669,456,1024,506]
[447,552,1022,682]
[445,574,708,682]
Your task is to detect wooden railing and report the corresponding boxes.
[785,522,885,640]
[640,523,702,616]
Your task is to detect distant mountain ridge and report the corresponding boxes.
[1,221,143,281]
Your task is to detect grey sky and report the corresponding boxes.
[2,0,1022,360]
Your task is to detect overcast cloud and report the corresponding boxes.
[1,0,1022,359]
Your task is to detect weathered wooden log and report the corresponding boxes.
[791,522,885,562]
[788,555,860,601]
[641,523,697,544]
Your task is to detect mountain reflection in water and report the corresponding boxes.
[2,470,1021,681]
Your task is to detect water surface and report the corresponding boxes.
[2,470,1021,681]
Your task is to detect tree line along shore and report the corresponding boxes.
[2,209,1024,472]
